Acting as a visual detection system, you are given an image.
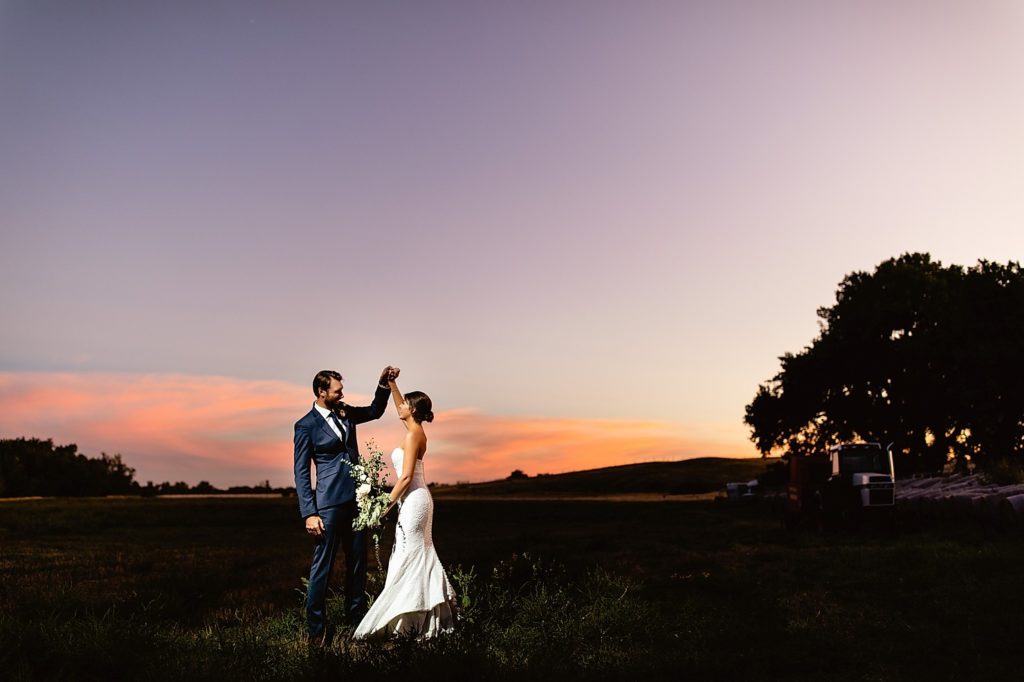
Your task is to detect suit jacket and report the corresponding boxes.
[294,384,391,518]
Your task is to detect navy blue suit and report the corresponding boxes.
[294,384,390,634]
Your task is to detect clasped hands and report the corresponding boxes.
[380,365,400,385]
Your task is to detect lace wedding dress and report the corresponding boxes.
[352,448,456,640]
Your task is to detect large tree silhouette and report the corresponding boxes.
[745,253,1024,473]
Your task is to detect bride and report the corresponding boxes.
[352,374,457,640]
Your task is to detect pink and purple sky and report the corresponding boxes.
[1,1,1022,486]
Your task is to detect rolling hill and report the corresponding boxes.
[432,457,778,497]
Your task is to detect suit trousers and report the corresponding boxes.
[305,500,368,635]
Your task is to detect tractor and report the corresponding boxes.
[786,442,895,529]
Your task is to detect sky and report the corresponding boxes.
[1,1,1022,487]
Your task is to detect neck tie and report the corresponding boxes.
[329,411,346,439]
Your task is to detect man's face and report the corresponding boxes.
[322,377,344,408]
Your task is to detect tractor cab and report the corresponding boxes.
[828,442,895,508]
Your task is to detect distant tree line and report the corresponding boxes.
[136,479,295,497]
[745,253,1024,473]
[0,438,294,497]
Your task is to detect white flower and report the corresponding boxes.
[356,483,371,501]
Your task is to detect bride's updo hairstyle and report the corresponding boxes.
[404,391,434,424]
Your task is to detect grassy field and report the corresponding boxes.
[2,495,1023,681]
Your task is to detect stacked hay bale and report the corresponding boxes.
[896,475,1024,528]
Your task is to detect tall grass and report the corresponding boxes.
[1,551,654,681]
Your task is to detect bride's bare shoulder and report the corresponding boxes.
[402,429,426,459]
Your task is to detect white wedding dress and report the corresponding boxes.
[352,448,456,640]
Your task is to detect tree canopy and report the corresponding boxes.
[0,437,137,497]
[0,437,295,497]
[744,253,1024,473]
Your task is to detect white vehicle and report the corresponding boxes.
[828,442,896,509]
[787,442,895,529]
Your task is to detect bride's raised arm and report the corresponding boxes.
[383,373,426,515]
[387,376,407,427]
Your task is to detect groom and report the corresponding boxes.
[294,366,396,645]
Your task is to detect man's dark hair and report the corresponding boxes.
[313,370,342,397]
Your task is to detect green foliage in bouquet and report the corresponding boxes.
[351,439,393,570]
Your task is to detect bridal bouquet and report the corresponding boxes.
[351,439,392,568]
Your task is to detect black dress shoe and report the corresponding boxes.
[322,624,337,648]
[308,624,336,650]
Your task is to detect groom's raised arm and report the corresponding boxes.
[345,366,396,425]
[293,421,317,518]
[344,383,391,425]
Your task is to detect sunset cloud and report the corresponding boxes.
[422,409,742,484]
[0,372,752,488]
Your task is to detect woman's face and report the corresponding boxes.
[398,399,412,420]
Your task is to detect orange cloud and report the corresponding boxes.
[0,372,316,485]
[418,409,745,484]
[0,372,755,487]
